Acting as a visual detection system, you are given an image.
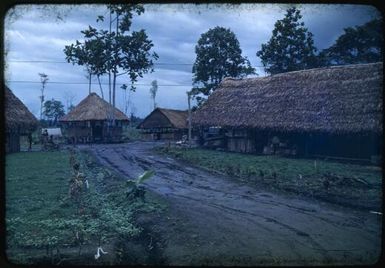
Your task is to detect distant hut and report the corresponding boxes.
[59,93,129,143]
[5,86,39,153]
[137,108,188,140]
[192,62,383,161]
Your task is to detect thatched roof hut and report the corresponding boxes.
[59,93,129,143]
[192,62,383,134]
[5,86,38,133]
[138,108,188,129]
[137,108,188,140]
[60,93,129,122]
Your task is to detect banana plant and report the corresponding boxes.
[125,170,155,200]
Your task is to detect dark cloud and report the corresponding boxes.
[5,4,380,118]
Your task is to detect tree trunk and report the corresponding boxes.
[112,72,116,108]
[97,75,104,99]
[188,92,192,145]
[88,72,91,94]
[108,9,112,105]
[112,15,119,109]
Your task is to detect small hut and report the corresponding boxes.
[137,108,188,140]
[59,93,129,143]
[5,86,39,153]
[192,62,383,161]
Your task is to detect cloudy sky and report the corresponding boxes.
[4,3,381,118]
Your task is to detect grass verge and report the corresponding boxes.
[5,150,164,265]
[158,147,382,210]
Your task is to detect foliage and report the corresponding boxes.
[5,150,162,264]
[126,170,155,200]
[256,7,318,75]
[318,19,383,66]
[159,147,381,209]
[192,26,255,106]
[122,126,141,141]
[128,115,143,127]
[68,104,75,112]
[64,4,158,107]
[43,98,65,126]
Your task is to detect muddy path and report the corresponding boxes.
[82,141,381,266]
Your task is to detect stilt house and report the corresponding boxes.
[192,62,383,162]
[59,93,129,143]
[137,108,188,140]
[5,86,39,153]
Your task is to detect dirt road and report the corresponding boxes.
[84,141,381,265]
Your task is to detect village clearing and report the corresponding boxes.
[86,141,381,266]
[5,142,382,265]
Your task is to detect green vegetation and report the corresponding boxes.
[122,126,142,141]
[159,147,382,209]
[6,150,163,264]
[192,26,255,106]
[319,19,382,66]
[63,4,158,107]
[256,7,317,75]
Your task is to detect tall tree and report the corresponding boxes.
[38,73,49,120]
[256,7,317,75]
[43,99,65,126]
[64,4,158,108]
[192,26,255,105]
[318,19,383,66]
[149,80,158,110]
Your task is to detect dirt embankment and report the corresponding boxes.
[84,142,382,266]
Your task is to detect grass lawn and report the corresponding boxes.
[159,147,382,210]
[5,150,163,265]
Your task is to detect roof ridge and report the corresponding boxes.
[221,62,384,84]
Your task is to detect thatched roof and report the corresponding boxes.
[5,86,38,132]
[60,93,129,122]
[192,62,383,134]
[138,108,188,129]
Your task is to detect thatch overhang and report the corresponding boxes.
[59,93,129,123]
[192,62,383,134]
[5,86,39,133]
[137,108,188,129]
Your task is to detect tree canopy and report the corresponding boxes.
[64,4,158,108]
[256,7,318,75]
[43,99,65,126]
[192,26,255,105]
[318,19,383,66]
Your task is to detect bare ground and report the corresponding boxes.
[82,141,382,266]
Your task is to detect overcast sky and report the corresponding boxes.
[4,3,381,118]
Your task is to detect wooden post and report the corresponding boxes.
[187,91,192,146]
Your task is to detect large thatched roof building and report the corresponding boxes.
[192,62,383,160]
[59,93,129,143]
[137,108,188,140]
[5,86,39,153]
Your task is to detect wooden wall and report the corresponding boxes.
[199,127,381,161]
[61,122,124,143]
[6,133,20,153]
[226,129,257,153]
[140,128,187,141]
